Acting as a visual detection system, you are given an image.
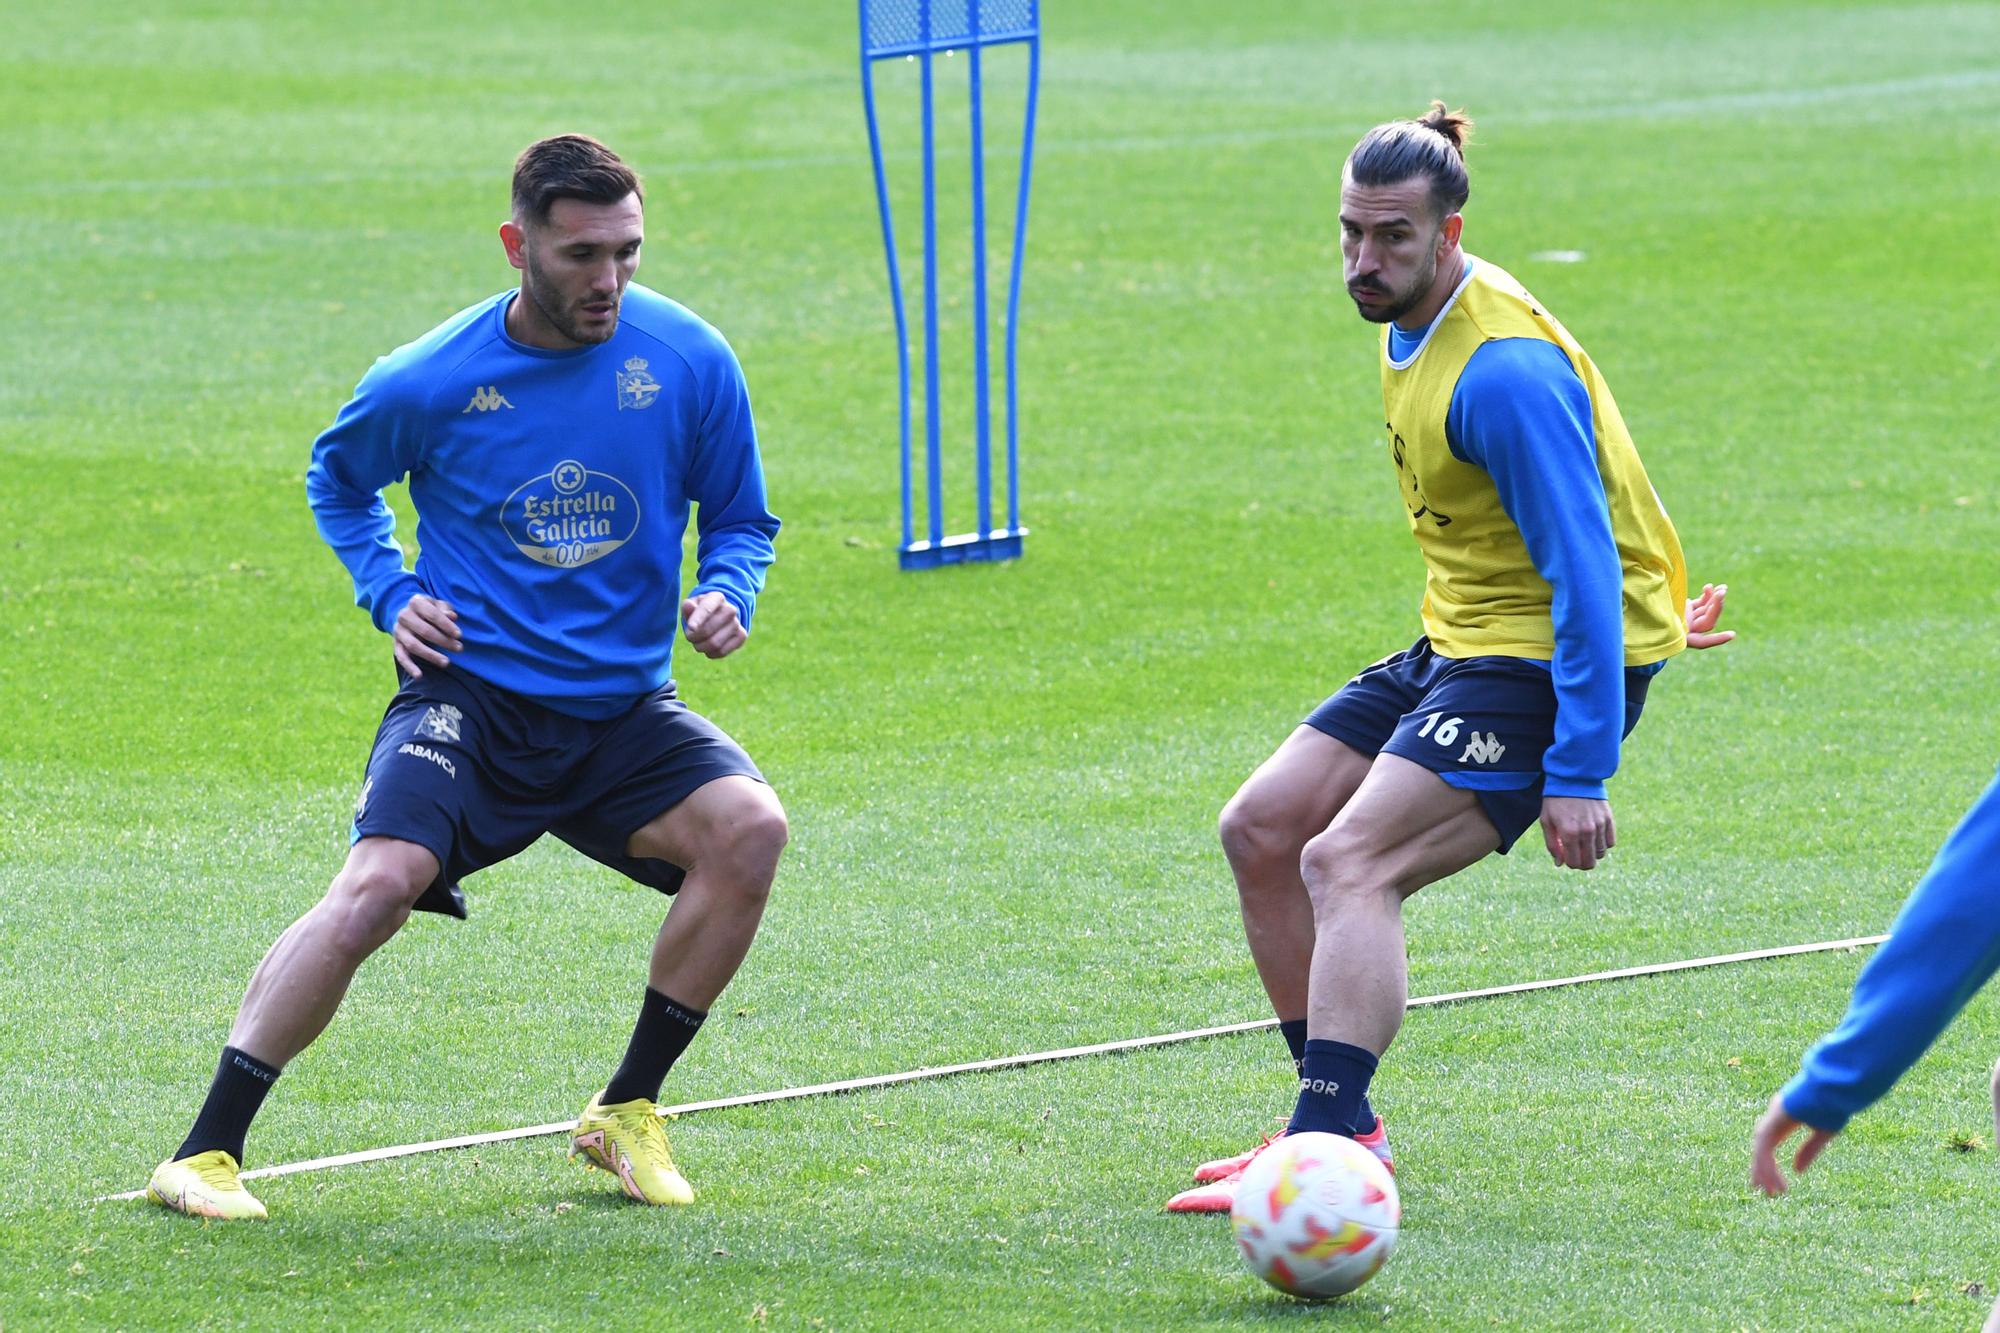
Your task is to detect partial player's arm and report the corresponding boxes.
[1752,769,2000,1194]
[305,361,462,677]
[1450,338,1622,870]
[681,338,780,660]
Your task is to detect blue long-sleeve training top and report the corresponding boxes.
[1781,766,2000,1132]
[305,282,779,718]
[1387,313,1632,797]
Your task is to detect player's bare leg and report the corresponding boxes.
[570,775,786,1205]
[148,836,436,1218]
[1274,754,1499,1144]
[1218,727,1373,1019]
[1299,754,1498,1054]
[229,836,439,1067]
[1168,733,1386,1210]
[627,774,788,1007]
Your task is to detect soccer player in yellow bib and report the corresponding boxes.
[1168,103,1731,1211]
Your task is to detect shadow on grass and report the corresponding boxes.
[1222,1287,1396,1325]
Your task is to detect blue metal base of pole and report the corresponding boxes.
[897,527,1028,570]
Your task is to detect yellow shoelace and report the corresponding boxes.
[611,1108,673,1170]
[192,1156,246,1193]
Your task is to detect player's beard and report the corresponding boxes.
[1348,246,1436,326]
[521,254,620,346]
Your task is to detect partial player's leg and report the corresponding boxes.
[149,669,521,1220]
[1288,754,1498,1136]
[1168,654,1425,1212]
[1282,646,1635,1144]
[1170,759,1481,1214]
[1218,726,1373,1027]
[625,774,787,1010]
[228,837,439,1066]
[1172,732,1379,1210]
[146,836,437,1220]
[554,696,785,1206]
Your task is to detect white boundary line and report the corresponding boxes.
[98,934,1885,1201]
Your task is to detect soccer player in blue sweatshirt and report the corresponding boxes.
[1752,772,2000,1231]
[147,135,784,1219]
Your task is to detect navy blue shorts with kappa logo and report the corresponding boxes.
[349,665,765,918]
[1303,636,1655,854]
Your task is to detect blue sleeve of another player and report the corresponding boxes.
[1780,768,2000,1133]
[304,360,427,633]
[1449,338,1624,800]
[685,345,780,627]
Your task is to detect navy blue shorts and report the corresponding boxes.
[349,666,765,918]
[1303,637,1653,854]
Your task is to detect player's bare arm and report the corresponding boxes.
[391,594,462,678]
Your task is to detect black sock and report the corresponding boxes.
[601,989,707,1105]
[1287,1039,1378,1137]
[175,1046,280,1164]
[1278,1018,1309,1071]
[1279,1021,1375,1134]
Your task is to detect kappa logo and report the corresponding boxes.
[616,357,660,411]
[415,703,463,744]
[1457,731,1507,765]
[354,775,374,820]
[462,385,514,413]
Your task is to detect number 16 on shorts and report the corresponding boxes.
[1417,713,1507,765]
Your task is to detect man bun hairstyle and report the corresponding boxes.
[1345,100,1473,222]
[511,134,643,226]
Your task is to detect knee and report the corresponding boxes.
[325,854,429,952]
[706,793,789,895]
[1297,827,1379,915]
[1218,789,1301,878]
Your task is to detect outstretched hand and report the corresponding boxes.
[683,591,748,659]
[1686,582,1734,649]
[1749,1092,1838,1196]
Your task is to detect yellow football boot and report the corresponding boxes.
[145,1150,268,1221]
[569,1092,695,1205]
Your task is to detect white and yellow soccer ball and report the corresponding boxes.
[1230,1130,1401,1299]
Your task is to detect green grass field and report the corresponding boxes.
[6,1,2000,1327]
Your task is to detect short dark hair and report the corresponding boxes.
[1344,101,1473,223]
[511,134,643,226]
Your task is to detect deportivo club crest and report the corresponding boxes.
[416,704,462,744]
[617,356,660,411]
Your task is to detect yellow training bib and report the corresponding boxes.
[1379,258,1686,665]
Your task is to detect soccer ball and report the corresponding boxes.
[1230,1131,1401,1299]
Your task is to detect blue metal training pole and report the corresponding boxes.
[860,0,1039,569]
